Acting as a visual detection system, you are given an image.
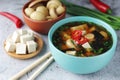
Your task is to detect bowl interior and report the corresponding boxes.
[48,16,117,58]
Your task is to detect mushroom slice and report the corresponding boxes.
[66,39,76,49]
[100,31,108,40]
[88,26,96,33]
[85,33,94,41]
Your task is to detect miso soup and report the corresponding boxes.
[52,22,113,57]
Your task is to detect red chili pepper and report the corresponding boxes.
[76,37,88,45]
[0,12,23,28]
[72,30,88,45]
[72,30,82,40]
[90,0,112,14]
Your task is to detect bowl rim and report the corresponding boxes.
[22,1,66,23]
[48,16,118,59]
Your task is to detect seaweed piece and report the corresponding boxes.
[92,30,104,40]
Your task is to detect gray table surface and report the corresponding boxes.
[0,0,120,80]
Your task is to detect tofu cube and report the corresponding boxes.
[82,42,91,49]
[26,41,37,53]
[18,29,27,35]
[66,51,76,56]
[20,34,34,43]
[27,30,34,37]
[5,42,16,52]
[6,36,14,44]
[12,31,20,43]
[16,43,26,54]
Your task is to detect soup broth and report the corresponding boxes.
[52,22,113,57]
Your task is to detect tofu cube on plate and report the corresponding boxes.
[26,40,37,53]
[16,43,26,54]
[12,31,20,43]
[18,29,28,35]
[20,34,34,43]
[27,30,34,36]
[5,41,16,52]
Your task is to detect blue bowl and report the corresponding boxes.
[48,16,117,74]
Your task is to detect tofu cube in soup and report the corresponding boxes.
[5,42,16,52]
[66,51,76,56]
[16,43,26,54]
[82,42,91,49]
[26,41,37,53]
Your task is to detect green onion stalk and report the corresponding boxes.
[60,0,120,30]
